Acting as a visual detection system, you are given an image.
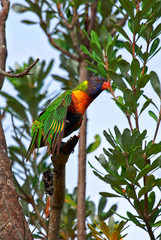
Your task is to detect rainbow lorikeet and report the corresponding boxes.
[26,77,110,160]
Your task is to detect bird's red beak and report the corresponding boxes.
[102,81,110,90]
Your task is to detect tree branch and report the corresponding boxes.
[0,0,10,89]
[0,58,40,78]
[47,34,80,62]
[110,15,128,37]
[48,135,79,240]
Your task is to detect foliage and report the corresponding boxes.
[2,0,160,239]
[60,188,117,239]
[81,1,161,239]
[88,216,127,240]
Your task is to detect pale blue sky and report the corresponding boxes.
[2,1,161,239]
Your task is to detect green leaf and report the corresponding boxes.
[152,23,161,40]
[148,110,158,122]
[139,99,151,115]
[145,175,155,187]
[118,59,130,74]
[131,58,140,82]
[138,186,149,198]
[124,41,133,55]
[137,74,150,89]
[122,128,132,152]
[148,191,155,213]
[99,192,120,198]
[130,146,144,165]
[150,38,160,56]
[119,0,134,19]
[103,130,116,148]
[135,164,151,182]
[125,166,137,182]
[100,25,111,53]
[104,174,128,186]
[90,42,104,62]
[98,197,107,216]
[87,134,101,153]
[114,125,122,146]
[150,71,161,98]
[114,25,131,42]
[21,20,37,24]
[91,30,102,49]
[124,89,137,113]
[81,45,93,59]
[67,209,76,230]
[107,70,127,91]
[127,212,144,227]
[12,3,28,13]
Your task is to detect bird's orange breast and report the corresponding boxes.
[69,90,93,114]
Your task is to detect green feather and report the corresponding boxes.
[26,90,72,160]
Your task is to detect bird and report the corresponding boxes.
[26,76,110,160]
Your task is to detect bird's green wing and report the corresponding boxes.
[26,90,72,161]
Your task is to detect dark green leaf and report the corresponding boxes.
[90,42,104,62]
[124,41,133,55]
[135,165,151,182]
[148,110,158,122]
[150,38,160,56]
[99,192,120,198]
[130,147,144,165]
[145,175,155,187]
[124,89,137,113]
[127,211,144,227]
[21,20,37,24]
[125,166,137,182]
[148,191,155,213]
[122,128,132,152]
[131,58,140,82]
[138,186,149,198]
[114,25,131,42]
[152,23,161,40]
[100,26,111,53]
[98,197,107,216]
[118,59,130,74]
[107,70,127,91]
[137,74,150,89]
[103,130,116,148]
[150,71,161,98]
[119,0,134,19]
[114,125,122,146]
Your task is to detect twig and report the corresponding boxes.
[110,15,128,37]
[25,209,45,240]
[47,34,80,61]
[0,0,10,89]
[0,58,39,78]
[0,220,9,231]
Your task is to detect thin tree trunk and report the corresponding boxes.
[48,136,79,240]
[77,60,88,240]
[0,1,33,239]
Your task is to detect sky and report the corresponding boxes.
[1,1,161,239]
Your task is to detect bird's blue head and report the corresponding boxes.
[86,77,110,98]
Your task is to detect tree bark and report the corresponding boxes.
[0,115,33,240]
[48,136,79,240]
[0,1,33,239]
[77,60,88,240]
